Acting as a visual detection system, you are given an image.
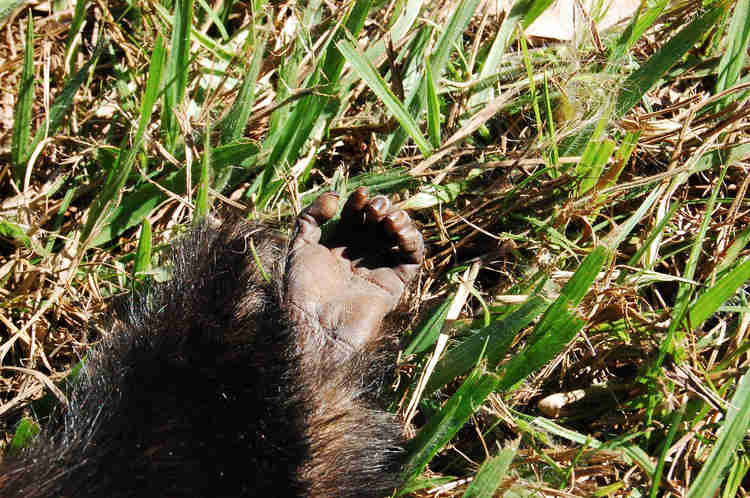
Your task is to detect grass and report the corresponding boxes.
[1,0,750,495]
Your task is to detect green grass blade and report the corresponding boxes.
[403,296,452,357]
[649,405,684,498]
[11,12,34,182]
[519,34,543,148]
[8,418,40,454]
[389,0,423,42]
[657,162,728,365]
[688,369,750,498]
[133,220,152,279]
[194,129,211,221]
[497,247,608,391]
[338,38,432,156]
[424,296,548,396]
[461,449,515,498]
[469,0,553,110]
[615,4,727,118]
[82,36,165,245]
[63,0,88,71]
[607,0,668,66]
[714,224,750,276]
[625,200,680,269]
[0,219,32,248]
[259,0,372,207]
[688,257,750,330]
[403,368,500,484]
[0,0,25,24]
[162,0,194,151]
[220,39,265,144]
[715,0,750,108]
[722,455,750,498]
[211,140,260,168]
[195,0,228,40]
[603,183,662,251]
[497,307,584,392]
[485,0,553,74]
[543,72,558,167]
[519,413,656,476]
[91,140,260,246]
[424,56,440,149]
[427,0,481,76]
[555,246,608,306]
[384,0,481,158]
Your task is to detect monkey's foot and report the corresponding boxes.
[285,187,424,356]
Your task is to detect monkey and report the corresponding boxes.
[0,187,424,498]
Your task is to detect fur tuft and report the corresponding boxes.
[0,221,404,497]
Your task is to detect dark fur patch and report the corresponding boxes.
[0,221,404,497]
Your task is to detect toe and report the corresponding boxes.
[384,210,424,266]
[305,192,339,224]
[366,196,391,224]
[341,187,370,226]
[293,192,339,247]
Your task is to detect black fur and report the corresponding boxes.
[0,221,404,497]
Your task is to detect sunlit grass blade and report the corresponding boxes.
[403,296,451,356]
[424,56,440,149]
[211,140,259,168]
[519,34,542,146]
[624,200,680,269]
[461,449,514,498]
[603,183,661,251]
[23,42,102,186]
[92,141,260,246]
[195,0,228,40]
[424,296,548,396]
[497,247,608,391]
[714,225,750,276]
[649,405,684,498]
[258,0,371,208]
[0,0,25,24]
[194,130,211,221]
[133,220,152,281]
[0,219,32,248]
[82,36,165,245]
[11,12,33,183]
[715,0,750,108]
[162,0,194,151]
[518,412,655,476]
[688,257,750,330]
[402,368,500,485]
[63,0,87,71]
[389,0,423,42]
[656,163,727,366]
[593,130,639,197]
[607,0,668,66]
[722,455,750,498]
[577,138,615,194]
[7,418,39,454]
[478,0,553,86]
[220,38,265,144]
[497,308,584,392]
[615,4,726,118]
[687,369,750,498]
[467,0,553,119]
[337,38,432,156]
[384,0,481,158]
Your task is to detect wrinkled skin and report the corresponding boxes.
[285,187,424,355]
